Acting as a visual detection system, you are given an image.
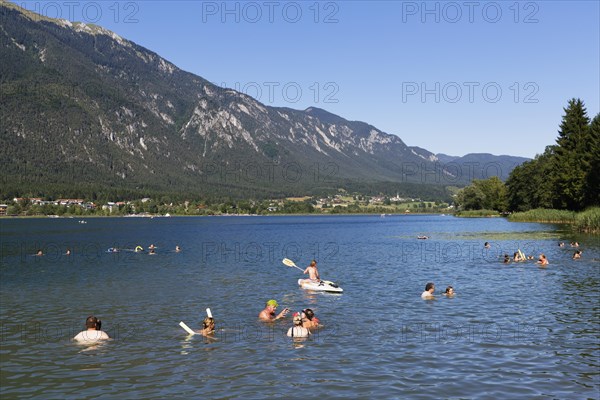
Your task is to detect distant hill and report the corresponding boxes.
[0,3,528,201]
[435,153,531,181]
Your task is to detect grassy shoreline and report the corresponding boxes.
[454,209,501,218]
[508,207,600,233]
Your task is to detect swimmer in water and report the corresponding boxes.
[421,282,435,299]
[301,308,320,330]
[258,299,289,322]
[197,316,215,336]
[537,254,549,267]
[443,286,455,297]
[73,316,110,342]
[287,312,310,338]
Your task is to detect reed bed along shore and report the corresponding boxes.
[455,209,501,218]
[508,207,600,233]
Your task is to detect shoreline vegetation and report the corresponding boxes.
[508,207,600,233]
[0,209,449,218]
[0,197,453,218]
[455,207,600,234]
[454,209,502,218]
[451,99,598,234]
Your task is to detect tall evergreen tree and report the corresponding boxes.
[585,113,600,207]
[551,98,590,210]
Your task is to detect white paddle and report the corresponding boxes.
[179,321,196,335]
[282,258,304,272]
[179,308,213,335]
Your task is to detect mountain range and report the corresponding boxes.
[0,2,529,201]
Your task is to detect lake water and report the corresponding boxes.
[1,215,599,399]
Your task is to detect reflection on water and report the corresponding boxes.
[0,216,598,398]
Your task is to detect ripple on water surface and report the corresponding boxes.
[1,216,598,398]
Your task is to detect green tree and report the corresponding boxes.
[455,177,508,211]
[584,113,600,207]
[551,98,590,210]
[7,204,20,215]
[506,147,554,211]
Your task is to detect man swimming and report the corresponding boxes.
[258,299,289,321]
[421,282,435,299]
[73,316,110,342]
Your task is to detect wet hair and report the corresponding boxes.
[303,309,315,320]
[445,286,453,294]
[85,316,101,330]
[202,317,214,329]
[425,282,434,291]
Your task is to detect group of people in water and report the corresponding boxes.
[256,260,324,339]
[421,282,455,299]
[257,299,320,338]
[74,260,324,343]
[35,249,71,256]
[503,251,549,266]
[72,239,588,343]
[109,244,182,254]
[499,240,585,266]
[35,244,182,256]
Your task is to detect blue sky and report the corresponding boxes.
[15,0,600,158]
